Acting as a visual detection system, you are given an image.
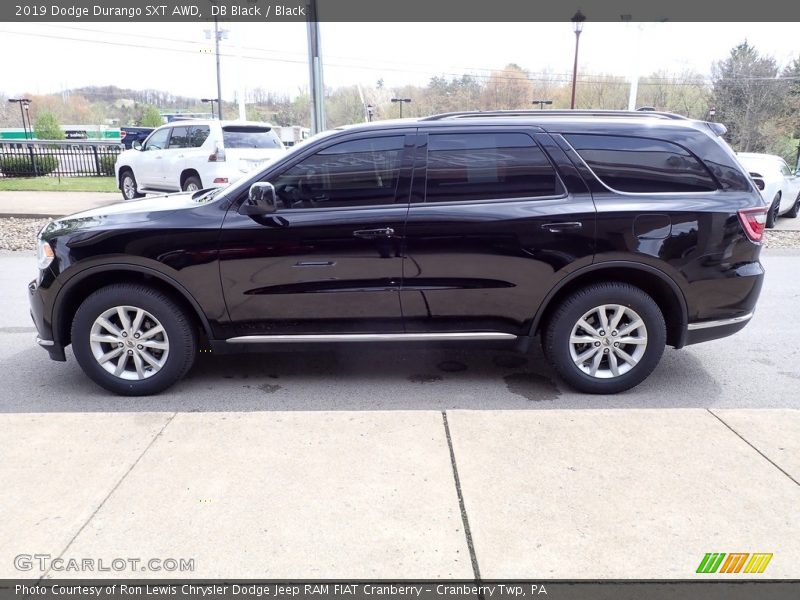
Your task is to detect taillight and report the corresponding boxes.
[208,146,226,162]
[738,207,767,243]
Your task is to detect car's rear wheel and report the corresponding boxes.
[786,193,800,219]
[71,284,196,396]
[120,169,144,201]
[542,283,666,394]
[182,175,202,192]
[765,193,780,228]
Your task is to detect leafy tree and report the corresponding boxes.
[139,105,163,127]
[33,112,65,140]
[712,41,784,152]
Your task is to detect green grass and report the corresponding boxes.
[0,177,118,193]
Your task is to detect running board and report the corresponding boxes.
[225,332,517,344]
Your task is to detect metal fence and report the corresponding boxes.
[0,140,123,178]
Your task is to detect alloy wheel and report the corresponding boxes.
[569,304,648,379]
[89,306,170,380]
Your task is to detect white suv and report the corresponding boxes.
[114,120,285,200]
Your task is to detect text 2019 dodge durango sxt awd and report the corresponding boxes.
[29,110,766,396]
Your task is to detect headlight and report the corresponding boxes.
[37,239,55,270]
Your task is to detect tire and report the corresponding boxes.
[542,282,666,394]
[182,175,202,192]
[786,193,800,219]
[120,169,144,201]
[71,284,197,396]
[765,193,780,228]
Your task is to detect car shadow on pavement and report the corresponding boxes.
[2,339,725,413]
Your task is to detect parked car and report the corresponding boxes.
[120,126,154,150]
[114,120,285,200]
[737,152,800,227]
[31,110,766,396]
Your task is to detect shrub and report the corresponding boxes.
[0,155,58,177]
[98,154,116,176]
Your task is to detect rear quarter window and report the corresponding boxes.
[565,134,718,193]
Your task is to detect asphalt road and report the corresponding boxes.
[2,249,798,413]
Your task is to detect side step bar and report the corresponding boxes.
[225,332,517,344]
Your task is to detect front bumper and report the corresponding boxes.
[29,279,65,361]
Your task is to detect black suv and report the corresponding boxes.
[29,110,766,396]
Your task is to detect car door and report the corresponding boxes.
[401,127,595,337]
[137,126,172,188]
[218,130,416,337]
[779,159,800,212]
[163,125,192,190]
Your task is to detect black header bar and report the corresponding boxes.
[3,0,800,22]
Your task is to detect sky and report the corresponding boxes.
[0,22,798,101]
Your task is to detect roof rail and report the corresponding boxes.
[420,109,690,121]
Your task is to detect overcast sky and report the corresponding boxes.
[0,22,798,100]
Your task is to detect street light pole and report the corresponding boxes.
[8,98,31,139]
[391,98,411,118]
[570,10,586,110]
[202,98,218,119]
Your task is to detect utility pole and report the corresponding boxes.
[214,15,223,120]
[307,0,326,134]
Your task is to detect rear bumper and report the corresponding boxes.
[683,260,764,346]
[686,312,753,345]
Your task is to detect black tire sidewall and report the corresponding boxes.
[183,176,202,192]
[543,284,666,394]
[121,170,140,201]
[71,285,196,396]
[766,195,779,228]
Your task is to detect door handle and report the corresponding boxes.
[542,222,582,233]
[353,227,395,239]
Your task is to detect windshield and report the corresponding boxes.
[222,126,282,149]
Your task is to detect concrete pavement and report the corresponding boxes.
[0,191,121,218]
[0,409,797,579]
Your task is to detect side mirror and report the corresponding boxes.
[240,182,277,215]
[132,140,143,151]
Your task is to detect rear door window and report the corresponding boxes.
[168,126,191,149]
[565,134,718,193]
[222,126,282,149]
[425,132,562,202]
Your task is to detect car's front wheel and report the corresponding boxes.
[786,192,800,219]
[765,193,781,228]
[71,284,197,396]
[542,283,666,394]
[120,169,144,201]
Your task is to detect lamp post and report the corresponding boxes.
[391,98,412,118]
[201,98,218,119]
[570,10,586,110]
[532,99,553,110]
[8,98,31,139]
